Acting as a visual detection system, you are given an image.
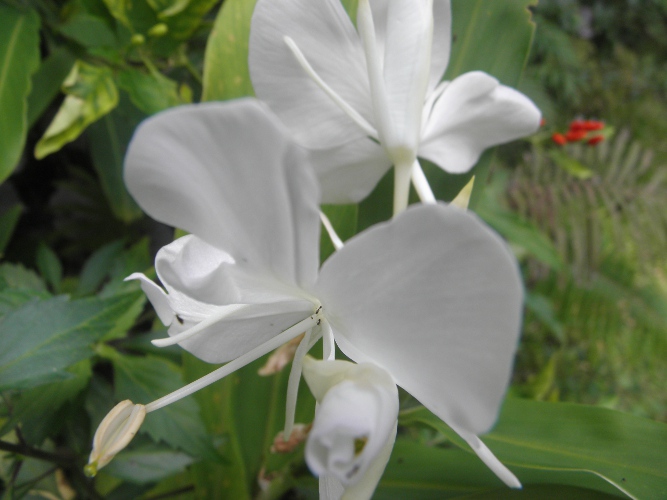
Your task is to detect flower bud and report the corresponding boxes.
[85,400,146,477]
[302,358,398,499]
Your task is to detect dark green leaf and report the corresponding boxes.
[0,204,22,256]
[26,48,77,128]
[58,12,119,48]
[103,445,194,484]
[87,96,144,222]
[36,243,63,293]
[0,5,40,183]
[112,353,220,461]
[0,293,141,391]
[118,68,191,114]
[77,240,125,296]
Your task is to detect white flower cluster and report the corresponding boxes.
[88,1,540,498]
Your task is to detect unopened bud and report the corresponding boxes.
[85,400,146,477]
[148,23,168,37]
[131,33,145,45]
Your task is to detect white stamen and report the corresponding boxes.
[411,161,436,204]
[393,161,414,217]
[321,320,335,361]
[284,36,378,140]
[284,328,316,438]
[319,211,344,250]
[145,314,320,413]
[457,429,522,489]
[151,304,248,347]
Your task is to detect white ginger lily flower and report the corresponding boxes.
[303,357,398,500]
[249,0,541,213]
[123,98,523,487]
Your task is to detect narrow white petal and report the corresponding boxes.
[320,475,345,500]
[125,273,173,326]
[315,204,523,436]
[420,71,541,173]
[428,0,452,92]
[249,0,373,148]
[124,99,321,289]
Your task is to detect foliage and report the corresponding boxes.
[0,0,665,499]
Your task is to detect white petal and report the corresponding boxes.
[320,475,345,500]
[126,273,173,326]
[428,0,452,93]
[419,71,541,173]
[249,0,373,148]
[309,138,392,204]
[315,203,523,436]
[172,299,315,364]
[124,99,321,289]
[303,358,398,491]
[381,0,434,150]
[371,0,451,94]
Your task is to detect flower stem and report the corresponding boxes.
[411,160,436,204]
[145,315,320,413]
[393,161,413,216]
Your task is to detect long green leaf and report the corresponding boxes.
[400,399,667,499]
[0,5,40,183]
[202,0,256,101]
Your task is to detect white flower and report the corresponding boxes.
[303,357,398,500]
[249,0,541,212]
[123,98,523,487]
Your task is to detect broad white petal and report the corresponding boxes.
[381,0,434,150]
[124,99,321,289]
[315,203,523,435]
[249,0,373,148]
[419,71,541,173]
[309,138,392,204]
[303,358,398,491]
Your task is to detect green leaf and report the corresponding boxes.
[0,263,48,294]
[319,204,358,263]
[27,49,76,129]
[103,445,194,484]
[34,60,119,159]
[77,240,125,296]
[118,68,191,114]
[58,12,119,48]
[476,202,563,271]
[111,353,220,461]
[87,96,144,222]
[447,0,536,86]
[548,149,594,179]
[36,243,63,293]
[0,360,92,444]
[0,204,22,256]
[0,5,40,184]
[202,0,256,101]
[0,293,140,391]
[400,399,667,499]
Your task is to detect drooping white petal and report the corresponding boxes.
[309,138,392,204]
[315,203,523,438]
[303,358,398,495]
[124,99,321,289]
[249,0,373,148]
[419,71,541,173]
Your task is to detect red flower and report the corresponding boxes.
[587,135,604,146]
[552,133,567,146]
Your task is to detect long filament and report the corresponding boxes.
[145,314,320,413]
